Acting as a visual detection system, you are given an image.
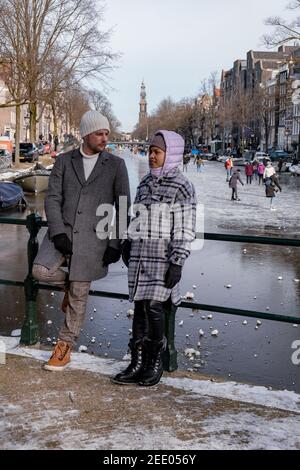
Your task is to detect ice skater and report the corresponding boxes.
[265,174,282,210]
[229,169,244,201]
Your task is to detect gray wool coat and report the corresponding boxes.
[34,148,131,281]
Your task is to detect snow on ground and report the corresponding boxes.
[163,377,300,414]
[1,335,300,450]
[1,402,299,450]
[1,336,299,414]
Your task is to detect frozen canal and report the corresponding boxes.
[0,150,299,392]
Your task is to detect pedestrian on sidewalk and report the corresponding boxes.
[263,161,276,185]
[252,159,258,181]
[229,169,244,201]
[33,110,131,371]
[225,156,233,182]
[265,174,282,210]
[277,158,284,173]
[54,135,59,152]
[257,161,265,185]
[113,130,197,387]
[245,161,254,184]
[183,153,190,172]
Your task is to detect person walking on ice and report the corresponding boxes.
[229,169,244,201]
[265,174,282,210]
[196,154,204,173]
[263,161,276,183]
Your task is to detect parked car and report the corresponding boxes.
[253,156,271,165]
[37,142,45,155]
[268,150,290,161]
[281,161,293,172]
[232,157,246,166]
[12,143,39,163]
[243,150,256,162]
[207,154,219,161]
[254,151,269,159]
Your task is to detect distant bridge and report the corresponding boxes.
[109,141,148,146]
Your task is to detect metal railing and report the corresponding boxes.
[0,213,299,371]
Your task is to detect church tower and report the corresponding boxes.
[139,80,147,127]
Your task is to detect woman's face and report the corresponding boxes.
[149,146,166,168]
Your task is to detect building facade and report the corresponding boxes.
[220,45,300,152]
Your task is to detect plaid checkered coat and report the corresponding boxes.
[127,131,197,305]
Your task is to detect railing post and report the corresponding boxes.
[20,213,42,345]
[163,300,178,372]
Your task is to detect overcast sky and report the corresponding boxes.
[101,0,291,132]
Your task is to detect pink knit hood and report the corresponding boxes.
[150,130,184,177]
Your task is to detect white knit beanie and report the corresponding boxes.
[80,110,110,138]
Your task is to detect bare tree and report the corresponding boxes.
[218,97,234,152]
[251,82,280,152]
[0,2,29,166]
[88,89,121,138]
[263,0,300,46]
[0,0,118,142]
[229,83,255,152]
[132,97,178,140]
[199,72,220,142]
[67,87,90,134]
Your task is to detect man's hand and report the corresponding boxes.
[165,263,182,289]
[103,246,121,267]
[121,239,132,268]
[53,233,73,255]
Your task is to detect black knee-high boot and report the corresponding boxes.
[112,301,148,384]
[112,338,144,384]
[138,337,166,387]
[138,300,166,387]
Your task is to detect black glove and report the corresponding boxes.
[103,246,121,267]
[121,239,132,267]
[165,263,182,289]
[53,233,73,255]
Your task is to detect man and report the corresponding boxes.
[225,156,233,182]
[33,110,131,370]
[229,169,244,201]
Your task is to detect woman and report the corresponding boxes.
[113,130,197,387]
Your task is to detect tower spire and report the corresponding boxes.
[139,80,147,127]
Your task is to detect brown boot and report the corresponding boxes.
[43,340,72,371]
